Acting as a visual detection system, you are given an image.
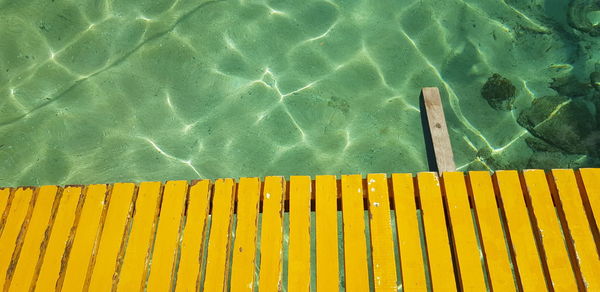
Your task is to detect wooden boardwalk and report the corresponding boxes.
[0,169,599,291]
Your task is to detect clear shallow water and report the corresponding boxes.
[0,0,598,186]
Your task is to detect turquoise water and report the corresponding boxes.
[0,0,598,186]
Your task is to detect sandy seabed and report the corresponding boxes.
[0,0,598,186]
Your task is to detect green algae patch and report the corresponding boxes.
[481,73,517,111]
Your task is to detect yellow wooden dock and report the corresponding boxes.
[1,169,599,291]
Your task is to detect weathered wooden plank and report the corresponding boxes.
[367,174,398,291]
[5,186,56,292]
[417,172,456,291]
[87,183,136,291]
[202,178,236,291]
[577,168,600,244]
[230,178,261,291]
[442,172,487,291]
[287,176,312,292]
[468,171,515,291]
[422,87,455,173]
[34,186,82,292]
[315,175,339,292]
[391,173,427,291]
[495,171,547,291]
[147,181,188,292]
[60,184,108,291]
[0,186,58,291]
[258,176,285,292]
[551,169,600,290]
[116,182,162,291]
[174,180,211,292]
[522,170,578,291]
[0,188,35,290]
[0,188,11,234]
[340,175,369,292]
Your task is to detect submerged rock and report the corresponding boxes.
[526,151,585,169]
[550,75,591,97]
[567,0,600,36]
[481,73,517,111]
[518,95,597,154]
[595,92,600,127]
[475,148,521,170]
[591,71,600,91]
[525,136,563,153]
[583,131,600,156]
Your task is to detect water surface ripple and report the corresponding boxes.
[0,0,598,186]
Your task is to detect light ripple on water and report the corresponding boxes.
[0,0,598,186]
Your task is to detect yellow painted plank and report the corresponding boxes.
[340,175,369,292]
[288,176,312,292]
[7,186,58,292]
[577,168,600,243]
[417,172,456,291]
[116,182,162,292]
[0,188,40,291]
[551,169,600,290]
[60,184,108,292]
[230,178,261,291]
[468,171,515,291]
[174,180,212,292]
[202,178,236,291]
[442,172,486,291]
[34,186,83,292]
[367,174,398,291]
[0,188,10,233]
[522,170,578,291]
[0,187,34,290]
[88,183,136,291]
[495,171,546,291]
[391,173,427,291]
[315,175,339,292]
[147,181,189,292]
[258,176,285,292]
